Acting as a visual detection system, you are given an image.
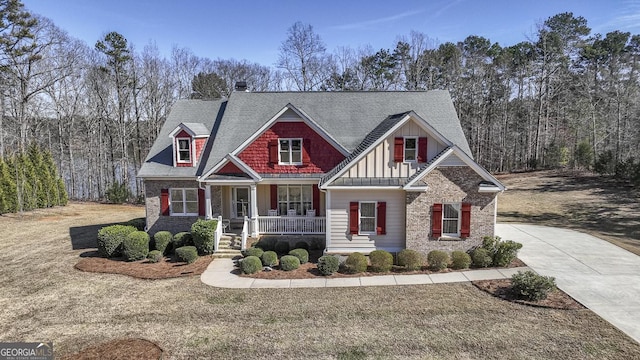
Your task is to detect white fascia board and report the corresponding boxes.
[225,153,262,182]
[260,178,321,185]
[403,147,454,189]
[320,113,415,190]
[403,146,506,191]
[405,187,428,192]
[168,123,196,138]
[478,186,503,193]
[200,179,256,186]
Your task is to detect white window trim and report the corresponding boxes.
[442,203,461,237]
[176,137,192,163]
[170,188,199,216]
[278,138,303,165]
[277,184,313,216]
[403,136,418,163]
[358,201,377,235]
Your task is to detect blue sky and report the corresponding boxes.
[22,0,640,66]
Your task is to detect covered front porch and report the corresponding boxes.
[201,179,326,237]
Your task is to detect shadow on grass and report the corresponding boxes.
[69,222,123,250]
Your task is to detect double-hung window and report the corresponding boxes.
[404,137,417,162]
[277,185,312,215]
[170,188,198,215]
[359,201,377,234]
[279,138,302,165]
[177,138,191,162]
[442,203,461,236]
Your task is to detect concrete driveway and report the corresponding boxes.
[496,223,640,344]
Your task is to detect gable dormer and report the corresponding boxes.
[169,122,209,167]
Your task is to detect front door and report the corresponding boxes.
[232,187,250,219]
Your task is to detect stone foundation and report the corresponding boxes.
[405,167,497,255]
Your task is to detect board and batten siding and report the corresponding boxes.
[343,119,447,179]
[327,189,405,253]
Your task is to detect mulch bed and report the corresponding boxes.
[239,256,527,279]
[60,338,164,360]
[75,253,213,280]
[473,279,585,310]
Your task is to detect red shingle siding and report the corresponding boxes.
[218,162,244,174]
[194,137,207,163]
[238,121,345,173]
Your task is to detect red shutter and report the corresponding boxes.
[432,203,442,238]
[302,139,311,165]
[268,139,278,165]
[376,202,386,235]
[160,189,170,216]
[349,202,359,234]
[418,137,428,162]
[394,137,404,162]
[270,185,278,211]
[198,188,205,216]
[461,202,471,238]
[312,184,320,216]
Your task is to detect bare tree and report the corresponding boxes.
[277,22,329,91]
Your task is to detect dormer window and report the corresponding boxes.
[177,138,191,163]
[279,138,302,165]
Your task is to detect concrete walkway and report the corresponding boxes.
[497,223,640,344]
[201,257,530,289]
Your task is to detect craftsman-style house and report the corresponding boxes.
[137,90,505,254]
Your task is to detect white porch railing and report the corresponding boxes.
[257,216,326,235]
[241,216,249,250]
[214,215,223,252]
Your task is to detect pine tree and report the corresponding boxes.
[0,157,17,213]
[27,144,47,207]
[42,148,68,206]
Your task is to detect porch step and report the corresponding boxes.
[212,249,242,259]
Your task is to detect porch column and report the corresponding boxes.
[205,185,213,220]
[250,183,259,237]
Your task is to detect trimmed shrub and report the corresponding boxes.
[242,247,264,258]
[240,255,262,274]
[274,240,290,255]
[153,231,172,254]
[173,232,193,249]
[175,246,198,264]
[511,270,556,301]
[481,235,500,254]
[494,240,523,267]
[261,251,278,267]
[471,248,493,268]
[288,248,309,264]
[97,224,137,258]
[147,250,163,263]
[427,250,450,271]
[450,250,472,270]
[397,249,424,271]
[191,219,217,254]
[294,241,310,251]
[344,252,368,274]
[123,217,146,231]
[317,255,339,276]
[254,237,277,252]
[280,255,300,271]
[122,230,150,261]
[369,250,393,272]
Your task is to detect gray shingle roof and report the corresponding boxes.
[138,91,471,179]
[138,99,225,178]
[180,122,210,136]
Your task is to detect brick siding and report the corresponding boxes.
[405,167,497,255]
